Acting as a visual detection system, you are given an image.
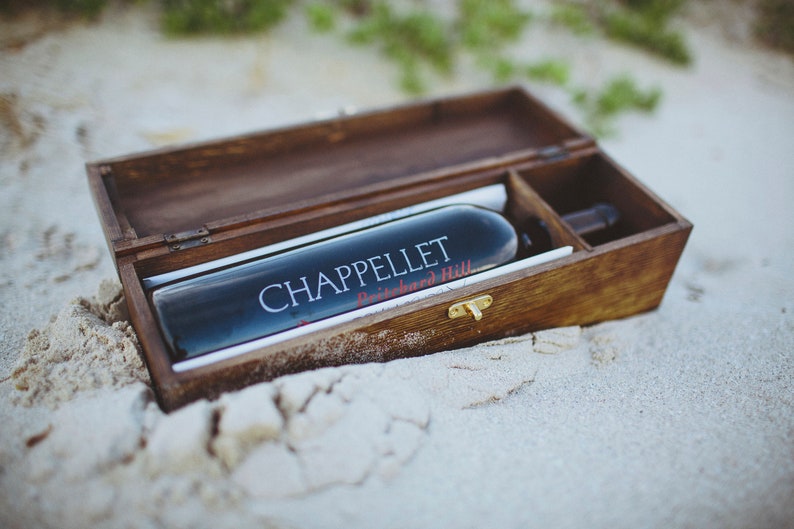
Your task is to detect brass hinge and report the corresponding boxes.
[165,227,211,251]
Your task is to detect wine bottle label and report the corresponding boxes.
[151,205,519,362]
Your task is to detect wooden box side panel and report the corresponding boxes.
[159,223,690,410]
[118,258,177,399]
[318,224,692,357]
[353,225,687,342]
[86,164,127,263]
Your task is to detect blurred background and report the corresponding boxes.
[3,0,792,141]
[2,0,793,367]
[2,0,794,369]
[2,3,793,529]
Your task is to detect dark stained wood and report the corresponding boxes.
[506,170,590,251]
[86,86,691,411]
[89,87,589,243]
[159,222,691,410]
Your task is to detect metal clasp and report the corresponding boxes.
[448,295,493,321]
[165,227,211,251]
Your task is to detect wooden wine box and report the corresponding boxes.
[87,86,691,411]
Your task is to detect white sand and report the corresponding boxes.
[1,3,793,528]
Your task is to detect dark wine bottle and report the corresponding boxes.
[151,203,619,362]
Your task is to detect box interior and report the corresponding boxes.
[127,147,679,285]
[102,89,585,240]
[515,154,677,247]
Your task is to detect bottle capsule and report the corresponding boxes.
[152,205,523,361]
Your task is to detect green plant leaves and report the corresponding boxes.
[161,0,293,35]
[574,74,662,136]
[13,0,696,136]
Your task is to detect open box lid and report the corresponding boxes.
[87,86,593,262]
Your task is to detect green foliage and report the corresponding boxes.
[161,0,294,35]
[455,0,535,86]
[756,0,794,54]
[305,2,335,32]
[574,74,662,136]
[549,4,596,36]
[525,59,570,86]
[56,0,110,18]
[618,0,685,21]
[2,0,673,135]
[482,57,517,83]
[457,0,532,52]
[602,7,691,65]
[0,0,112,18]
[548,1,691,66]
[477,56,571,87]
[348,2,453,94]
[595,75,661,114]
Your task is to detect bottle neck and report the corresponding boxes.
[518,202,621,257]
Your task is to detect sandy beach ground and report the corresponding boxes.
[1,2,793,528]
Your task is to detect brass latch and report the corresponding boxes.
[448,295,493,321]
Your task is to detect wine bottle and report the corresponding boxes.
[151,203,619,362]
